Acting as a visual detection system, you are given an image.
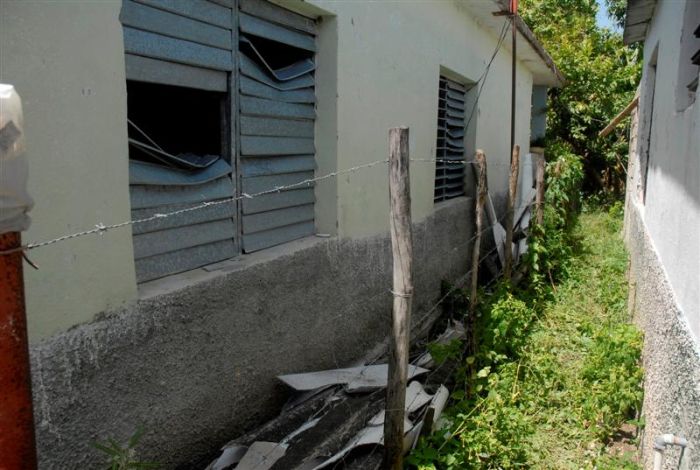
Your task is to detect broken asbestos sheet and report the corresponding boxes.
[309,381,448,470]
[415,321,466,368]
[278,364,428,393]
[207,321,462,469]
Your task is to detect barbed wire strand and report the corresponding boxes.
[0,158,518,256]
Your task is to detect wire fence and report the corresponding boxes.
[0,158,515,256]
[6,11,533,467]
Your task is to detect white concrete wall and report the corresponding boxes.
[1,0,539,341]
[631,0,700,341]
[0,1,138,342]
[308,0,534,238]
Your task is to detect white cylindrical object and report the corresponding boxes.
[653,448,663,470]
[0,84,33,234]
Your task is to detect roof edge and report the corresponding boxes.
[493,0,565,87]
[622,0,657,45]
[513,15,566,87]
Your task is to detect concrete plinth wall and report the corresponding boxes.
[626,202,700,470]
[30,198,474,468]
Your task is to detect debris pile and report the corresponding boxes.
[206,322,466,470]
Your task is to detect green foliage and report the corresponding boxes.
[527,146,584,290]
[520,0,641,194]
[480,293,535,359]
[579,323,644,439]
[604,0,628,29]
[427,339,464,366]
[409,208,643,469]
[93,428,159,470]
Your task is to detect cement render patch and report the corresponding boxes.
[626,202,700,470]
[29,197,475,469]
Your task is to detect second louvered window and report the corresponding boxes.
[435,77,467,202]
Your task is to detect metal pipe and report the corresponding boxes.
[0,231,37,468]
[652,434,688,470]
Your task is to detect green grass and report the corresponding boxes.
[409,207,644,469]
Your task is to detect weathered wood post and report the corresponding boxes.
[504,145,520,282]
[535,153,545,226]
[384,127,413,470]
[469,150,487,316]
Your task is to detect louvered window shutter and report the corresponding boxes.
[435,77,467,202]
[121,0,236,282]
[238,0,317,253]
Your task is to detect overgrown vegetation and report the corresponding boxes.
[520,0,641,195]
[408,154,643,469]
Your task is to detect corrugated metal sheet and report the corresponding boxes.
[434,76,467,202]
[238,0,316,252]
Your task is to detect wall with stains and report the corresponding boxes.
[308,0,535,238]
[1,0,542,341]
[0,1,139,341]
[0,0,558,467]
[630,0,700,344]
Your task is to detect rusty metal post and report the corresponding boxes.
[0,232,37,469]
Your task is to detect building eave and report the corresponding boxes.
[622,0,657,45]
[464,0,565,87]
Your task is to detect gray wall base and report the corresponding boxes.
[626,202,700,470]
[30,197,475,469]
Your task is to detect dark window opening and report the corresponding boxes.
[126,80,225,166]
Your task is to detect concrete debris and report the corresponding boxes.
[309,381,448,470]
[277,364,428,393]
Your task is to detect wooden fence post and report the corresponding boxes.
[535,153,545,226]
[469,150,487,316]
[504,145,520,282]
[384,127,413,470]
